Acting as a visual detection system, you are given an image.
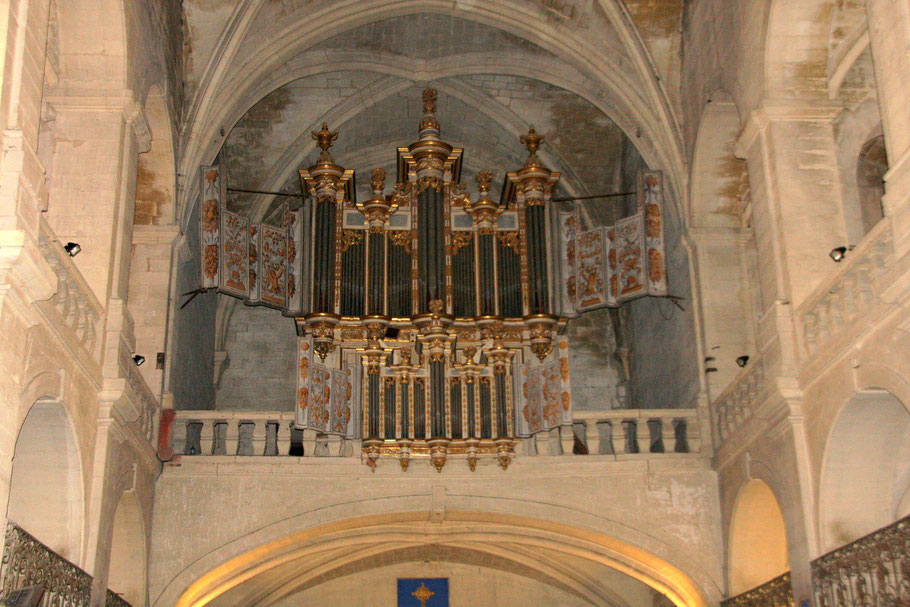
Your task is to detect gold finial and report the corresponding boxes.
[422,88,437,114]
[370,168,386,193]
[420,88,440,133]
[412,582,435,607]
[520,126,544,156]
[311,122,338,162]
[476,170,492,193]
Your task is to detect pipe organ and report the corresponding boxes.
[199,88,669,471]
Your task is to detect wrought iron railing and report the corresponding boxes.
[0,521,133,607]
[812,515,910,607]
[721,572,795,607]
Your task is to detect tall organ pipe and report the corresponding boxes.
[495,373,508,437]
[368,232,385,314]
[478,233,496,315]
[313,200,336,312]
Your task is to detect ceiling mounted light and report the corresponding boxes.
[829,246,848,262]
[63,242,81,257]
[132,354,146,366]
[735,355,749,368]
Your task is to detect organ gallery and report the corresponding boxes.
[199,88,668,471]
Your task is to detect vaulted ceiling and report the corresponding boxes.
[179,0,686,231]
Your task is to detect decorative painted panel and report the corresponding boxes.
[614,213,646,301]
[285,204,305,314]
[259,224,288,308]
[518,335,571,436]
[575,227,609,311]
[199,166,222,290]
[218,209,250,298]
[641,170,668,296]
[248,224,260,303]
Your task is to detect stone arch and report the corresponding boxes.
[179,0,684,233]
[164,511,713,607]
[689,90,757,396]
[727,479,789,595]
[6,399,85,564]
[818,389,910,552]
[108,490,148,607]
[135,84,177,227]
[855,131,887,236]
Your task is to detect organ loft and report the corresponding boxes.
[199,88,669,472]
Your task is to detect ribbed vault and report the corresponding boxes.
[168,512,711,607]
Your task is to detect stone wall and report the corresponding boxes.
[170,204,217,410]
[215,302,297,410]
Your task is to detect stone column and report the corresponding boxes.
[735,100,847,360]
[866,0,910,256]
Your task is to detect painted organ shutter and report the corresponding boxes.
[560,169,669,312]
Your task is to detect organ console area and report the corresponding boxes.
[198,88,668,471]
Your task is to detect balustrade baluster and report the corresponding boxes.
[225,419,240,455]
[277,421,291,455]
[559,425,574,455]
[610,419,623,455]
[662,417,676,452]
[251,419,267,455]
[585,420,600,455]
[302,428,317,456]
[199,419,215,455]
[172,420,187,456]
[327,434,343,456]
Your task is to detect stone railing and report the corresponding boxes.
[811,515,909,607]
[172,409,701,458]
[797,220,892,361]
[721,572,795,607]
[0,520,133,607]
[711,353,770,444]
[35,219,103,364]
[569,408,700,455]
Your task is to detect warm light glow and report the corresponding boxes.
[174,511,710,607]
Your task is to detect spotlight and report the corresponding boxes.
[63,242,81,257]
[132,354,146,366]
[736,355,750,368]
[829,246,847,262]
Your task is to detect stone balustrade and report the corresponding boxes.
[171,408,701,459]
[711,353,769,444]
[796,219,893,361]
[35,219,103,366]
[569,408,700,456]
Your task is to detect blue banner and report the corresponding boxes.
[397,578,449,607]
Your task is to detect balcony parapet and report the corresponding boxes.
[721,572,795,607]
[0,520,133,607]
[34,218,103,372]
[796,220,892,365]
[171,408,701,463]
[811,514,910,607]
[571,408,701,456]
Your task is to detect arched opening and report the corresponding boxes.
[168,512,711,607]
[689,91,758,397]
[135,86,177,227]
[819,390,910,552]
[727,479,789,595]
[6,400,84,563]
[108,491,148,607]
[856,133,887,236]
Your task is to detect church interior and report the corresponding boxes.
[0,0,907,605]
